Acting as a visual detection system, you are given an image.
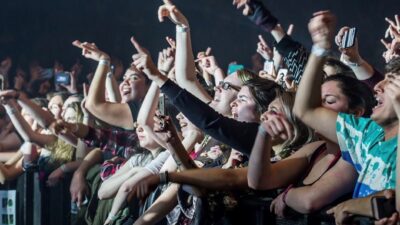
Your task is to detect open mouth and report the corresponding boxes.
[373,95,383,111]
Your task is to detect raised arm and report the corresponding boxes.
[335,27,379,82]
[293,11,339,143]
[1,96,56,147]
[73,41,134,130]
[105,70,122,103]
[158,0,213,103]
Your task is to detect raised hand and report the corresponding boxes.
[158,0,189,27]
[131,37,162,80]
[0,89,19,103]
[335,26,362,65]
[157,43,175,75]
[72,40,110,62]
[59,71,78,94]
[232,0,252,16]
[153,113,179,143]
[257,35,273,61]
[385,15,400,39]
[308,11,337,49]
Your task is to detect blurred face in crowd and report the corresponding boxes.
[176,113,200,138]
[321,80,350,113]
[39,80,51,96]
[48,95,64,119]
[61,96,81,123]
[371,74,397,126]
[230,86,259,123]
[136,124,159,150]
[260,98,285,122]
[209,72,242,116]
[119,66,148,103]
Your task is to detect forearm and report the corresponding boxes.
[248,128,272,189]
[85,57,111,115]
[98,166,143,199]
[175,28,212,103]
[293,53,325,119]
[136,82,160,126]
[75,148,103,177]
[169,167,248,190]
[105,73,122,103]
[166,138,197,170]
[344,57,375,81]
[17,95,54,128]
[4,102,35,142]
[75,139,89,160]
[133,184,179,225]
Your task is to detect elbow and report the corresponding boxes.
[97,187,110,200]
[247,177,267,190]
[296,194,324,214]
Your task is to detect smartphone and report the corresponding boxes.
[341,27,357,49]
[158,93,166,116]
[371,196,396,220]
[227,64,244,75]
[55,72,71,85]
[0,74,4,91]
[263,60,274,75]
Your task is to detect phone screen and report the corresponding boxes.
[341,27,357,49]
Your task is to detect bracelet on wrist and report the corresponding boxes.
[107,213,118,222]
[176,25,190,33]
[60,164,68,173]
[99,59,111,67]
[159,171,169,185]
[282,184,293,205]
[311,45,330,57]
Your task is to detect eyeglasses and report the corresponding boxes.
[218,81,241,92]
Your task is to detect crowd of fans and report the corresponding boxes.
[0,0,400,224]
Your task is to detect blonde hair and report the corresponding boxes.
[276,90,315,158]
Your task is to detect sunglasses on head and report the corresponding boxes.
[218,81,241,92]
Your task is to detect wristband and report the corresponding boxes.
[5,107,16,115]
[258,124,267,135]
[311,45,330,57]
[60,164,68,173]
[107,213,118,222]
[282,184,293,205]
[99,59,111,67]
[159,171,169,184]
[176,25,189,33]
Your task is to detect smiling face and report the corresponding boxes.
[230,86,259,123]
[209,72,242,116]
[371,74,398,127]
[119,67,148,103]
[136,124,160,150]
[176,113,200,137]
[321,80,350,113]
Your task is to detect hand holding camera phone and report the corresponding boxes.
[55,72,71,86]
[371,196,396,220]
[340,27,357,49]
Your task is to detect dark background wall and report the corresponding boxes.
[0,0,397,72]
